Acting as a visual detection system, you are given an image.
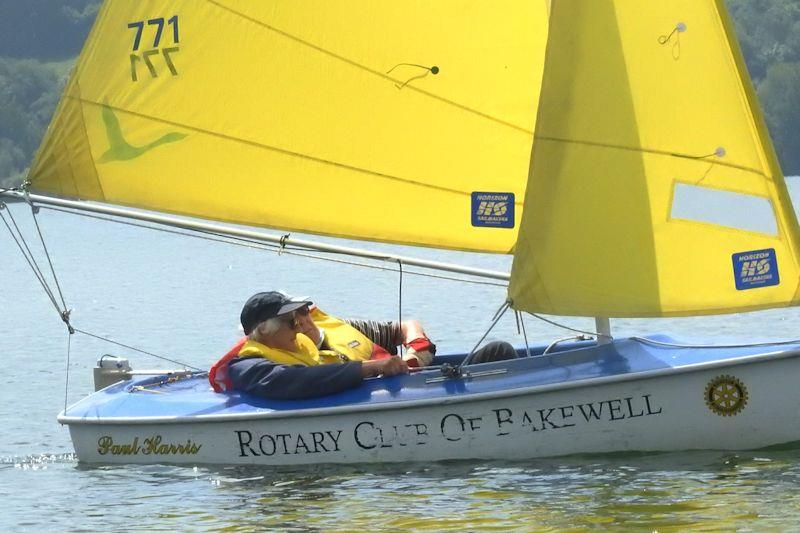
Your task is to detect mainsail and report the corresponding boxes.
[27,0,800,319]
[509,0,800,318]
[28,0,547,253]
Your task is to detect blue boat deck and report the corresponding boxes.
[61,335,800,421]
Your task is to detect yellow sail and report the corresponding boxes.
[28,0,547,253]
[509,0,800,317]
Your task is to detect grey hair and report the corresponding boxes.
[249,317,283,341]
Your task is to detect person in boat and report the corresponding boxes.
[210,291,424,399]
[210,291,518,399]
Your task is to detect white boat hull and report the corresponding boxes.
[65,355,800,465]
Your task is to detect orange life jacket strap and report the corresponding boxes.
[209,337,247,392]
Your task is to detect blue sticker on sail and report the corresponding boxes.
[732,248,779,290]
[471,192,514,228]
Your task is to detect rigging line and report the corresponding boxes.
[525,311,601,338]
[72,327,203,371]
[535,136,765,177]
[394,71,430,90]
[204,0,532,136]
[64,331,72,415]
[397,258,403,355]
[281,249,508,287]
[29,200,70,312]
[0,207,62,313]
[74,98,477,200]
[632,336,800,349]
[194,232,508,286]
[37,205,509,287]
[386,63,438,74]
[386,63,439,90]
[517,310,532,358]
[2,204,55,295]
[459,300,512,368]
[183,219,507,283]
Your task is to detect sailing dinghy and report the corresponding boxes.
[5,0,800,465]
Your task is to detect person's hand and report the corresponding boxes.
[295,310,321,344]
[361,357,409,378]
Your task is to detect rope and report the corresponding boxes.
[64,332,72,414]
[4,202,200,377]
[19,198,74,333]
[10,199,512,376]
[386,63,440,89]
[38,204,509,287]
[131,371,206,393]
[28,201,70,314]
[9,199,80,411]
[1,201,81,411]
[72,327,203,371]
[543,335,593,355]
[397,258,403,355]
[658,22,686,60]
[517,310,532,358]
[458,300,512,369]
[0,205,64,316]
[278,233,290,255]
[525,311,601,337]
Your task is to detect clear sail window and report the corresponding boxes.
[670,183,778,235]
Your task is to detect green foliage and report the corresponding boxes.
[758,62,800,174]
[727,0,800,174]
[0,58,70,187]
[727,0,800,81]
[0,0,97,186]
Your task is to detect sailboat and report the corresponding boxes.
[4,0,800,465]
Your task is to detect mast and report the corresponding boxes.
[594,317,612,344]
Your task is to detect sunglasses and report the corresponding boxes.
[278,306,311,329]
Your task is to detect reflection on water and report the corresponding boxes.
[4,450,800,530]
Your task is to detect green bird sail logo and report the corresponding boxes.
[98,104,187,163]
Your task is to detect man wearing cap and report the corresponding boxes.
[209,292,424,399]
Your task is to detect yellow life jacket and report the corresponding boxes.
[311,307,382,361]
[238,335,343,366]
[236,308,385,367]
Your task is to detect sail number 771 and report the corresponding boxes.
[127,16,180,81]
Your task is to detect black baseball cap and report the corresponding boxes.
[240,291,312,335]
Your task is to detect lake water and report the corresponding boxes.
[4,182,800,530]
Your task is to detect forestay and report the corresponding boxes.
[28,0,548,253]
[509,0,800,318]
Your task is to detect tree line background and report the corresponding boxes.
[1,0,800,188]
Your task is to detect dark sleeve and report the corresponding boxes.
[343,319,402,355]
[227,357,363,400]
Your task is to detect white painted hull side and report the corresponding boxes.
[65,357,800,465]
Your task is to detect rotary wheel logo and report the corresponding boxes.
[705,375,748,416]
